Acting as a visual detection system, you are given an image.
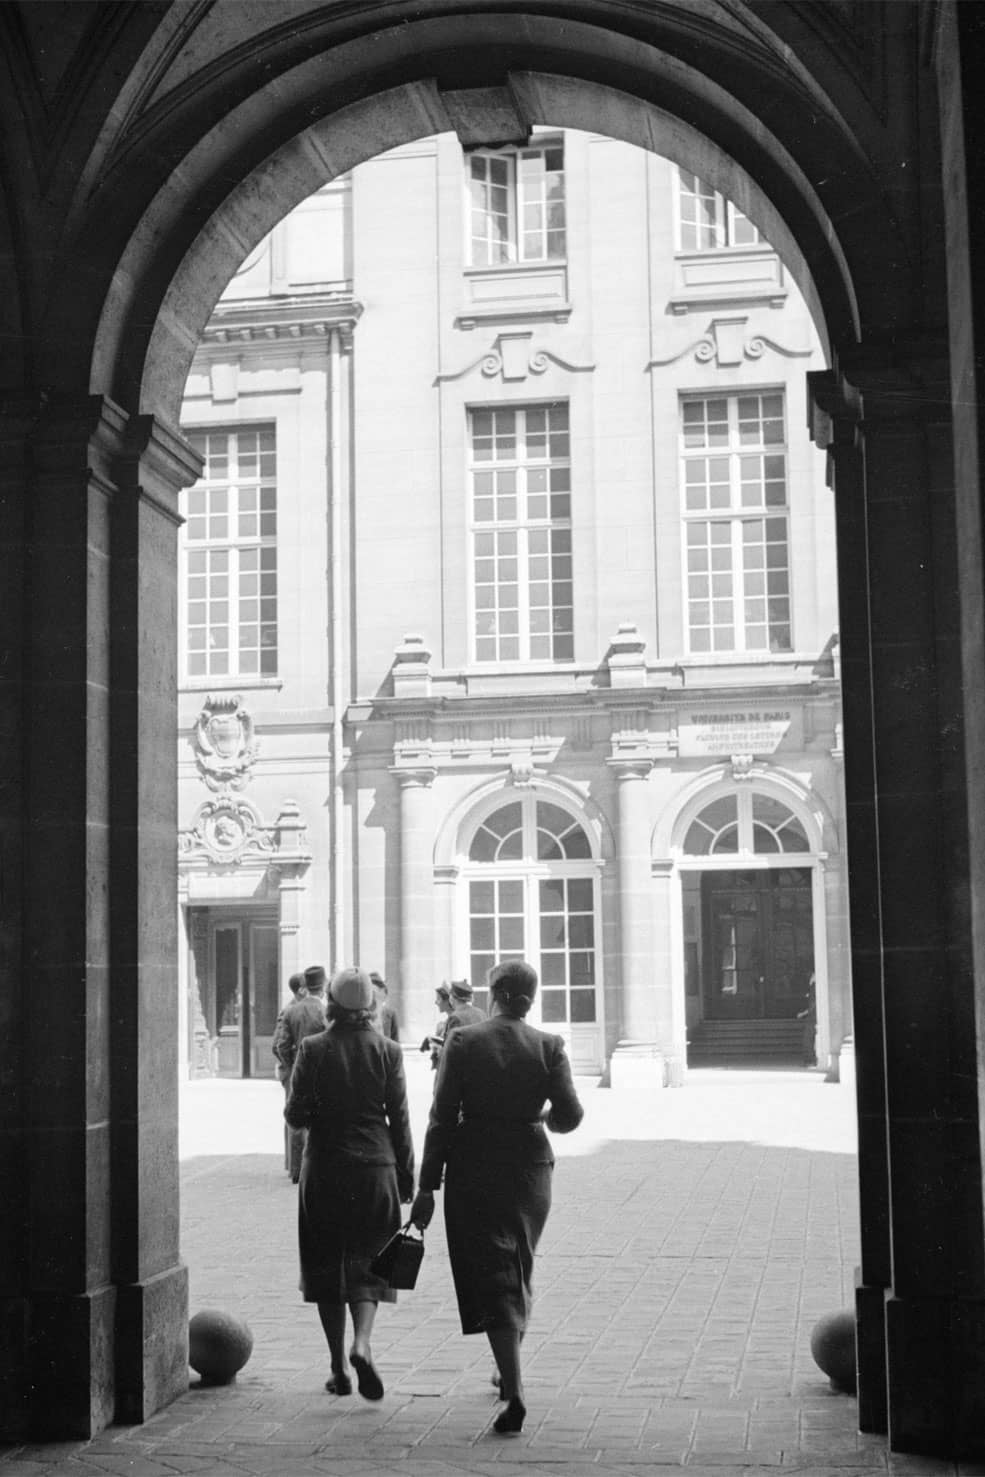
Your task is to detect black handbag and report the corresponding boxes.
[370,1221,425,1290]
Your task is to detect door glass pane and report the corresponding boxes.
[215,930,240,1031]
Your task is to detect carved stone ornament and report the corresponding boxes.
[647,316,813,371]
[731,753,756,780]
[179,797,276,865]
[436,331,594,385]
[192,694,258,791]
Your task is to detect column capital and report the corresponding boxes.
[807,369,863,453]
[391,765,437,790]
[607,756,653,781]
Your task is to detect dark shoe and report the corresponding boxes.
[493,1396,526,1434]
[350,1351,384,1401]
[325,1372,352,1396]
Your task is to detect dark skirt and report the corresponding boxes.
[298,1159,400,1304]
[444,1153,553,1335]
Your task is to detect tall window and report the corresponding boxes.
[182,426,278,678]
[466,798,597,1025]
[470,403,573,663]
[468,142,566,266]
[681,392,792,653]
[677,168,761,251]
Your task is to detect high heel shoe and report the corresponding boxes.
[350,1350,384,1401]
[493,1396,526,1434]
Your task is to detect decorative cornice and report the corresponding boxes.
[199,292,362,349]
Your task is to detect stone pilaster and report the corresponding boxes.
[393,766,438,1045]
[110,411,201,1425]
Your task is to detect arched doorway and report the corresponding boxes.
[5,1,983,1458]
[669,779,835,1071]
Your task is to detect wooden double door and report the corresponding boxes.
[701,868,814,1020]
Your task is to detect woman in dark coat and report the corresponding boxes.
[285,966,415,1400]
[410,959,583,1433]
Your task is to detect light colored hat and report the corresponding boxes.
[329,967,374,1011]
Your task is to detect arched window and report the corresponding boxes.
[683,791,810,856]
[464,796,598,1028]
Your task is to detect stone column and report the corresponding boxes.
[394,767,437,1046]
[110,412,202,1426]
[812,350,985,1454]
[608,756,664,1086]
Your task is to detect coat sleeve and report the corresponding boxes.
[284,1037,316,1128]
[544,1036,584,1134]
[418,1027,466,1191]
[384,1046,415,1199]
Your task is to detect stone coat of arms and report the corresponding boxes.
[192,694,258,791]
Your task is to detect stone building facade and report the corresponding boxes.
[176,131,846,1084]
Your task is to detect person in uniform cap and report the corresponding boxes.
[444,979,486,1034]
[285,966,415,1402]
[271,965,329,1180]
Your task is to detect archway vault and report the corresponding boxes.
[5,0,984,1461]
[69,4,927,418]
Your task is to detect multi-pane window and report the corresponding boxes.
[182,427,277,678]
[468,143,566,266]
[677,168,761,251]
[470,403,573,663]
[681,392,792,654]
[466,799,597,1024]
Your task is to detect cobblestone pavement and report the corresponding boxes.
[3,1067,969,1475]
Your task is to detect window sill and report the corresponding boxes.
[180,676,284,692]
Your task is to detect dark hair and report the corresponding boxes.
[327,999,377,1029]
[488,960,538,1018]
[288,972,305,997]
[369,971,387,994]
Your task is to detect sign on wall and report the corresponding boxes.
[678,706,798,757]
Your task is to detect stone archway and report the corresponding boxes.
[4,1,984,1458]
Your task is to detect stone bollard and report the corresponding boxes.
[810,1309,856,1394]
[188,1309,254,1386]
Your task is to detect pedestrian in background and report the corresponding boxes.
[410,960,583,1434]
[370,972,400,1042]
[273,971,307,1180]
[420,982,452,1069]
[285,966,415,1401]
[272,964,329,1182]
[444,978,486,1033]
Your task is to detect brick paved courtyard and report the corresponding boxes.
[3,1068,968,1475]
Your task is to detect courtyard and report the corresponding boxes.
[5,1068,954,1475]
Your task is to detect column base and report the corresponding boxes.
[854,1272,887,1434]
[886,1293,985,1457]
[0,1286,117,1440]
[609,1041,666,1089]
[115,1262,189,1425]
